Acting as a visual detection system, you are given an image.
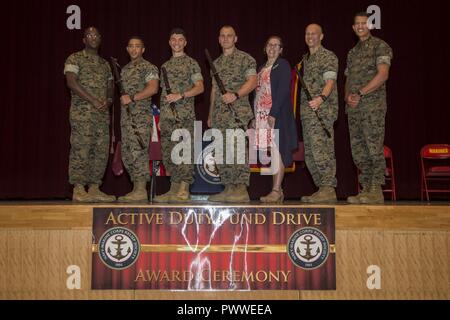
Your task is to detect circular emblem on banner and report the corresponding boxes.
[98,227,140,270]
[196,144,222,184]
[287,227,330,270]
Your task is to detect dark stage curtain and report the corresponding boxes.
[1,0,449,200]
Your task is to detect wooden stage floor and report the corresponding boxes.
[0,201,449,299]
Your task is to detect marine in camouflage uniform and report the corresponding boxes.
[118,36,159,202]
[345,12,393,204]
[300,24,339,203]
[64,27,116,202]
[208,26,257,203]
[154,28,204,203]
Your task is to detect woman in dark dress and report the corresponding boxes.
[253,36,298,202]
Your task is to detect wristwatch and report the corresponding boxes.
[131,95,136,103]
[180,92,185,99]
[233,92,240,100]
[319,94,328,102]
[358,90,365,98]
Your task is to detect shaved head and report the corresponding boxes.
[306,24,323,35]
[219,25,238,52]
[305,23,324,51]
[220,25,236,36]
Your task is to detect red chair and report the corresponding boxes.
[356,145,397,201]
[420,144,450,201]
[383,146,397,201]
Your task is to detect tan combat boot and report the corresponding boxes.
[208,185,231,202]
[260,189,284,203]
[154,182,180,203]
[359,185,384,204]
[88,184,116,202]
[118,180,148,203]
[308,186,337,203]
[347,185,370,204]
[301,192,314,203]
[72,184,94,202]
[170,181,190,203]
[226,184,250,203]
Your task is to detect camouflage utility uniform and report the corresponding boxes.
[121,57,159,182]
[212,49,256,186]
[300,46,339,188]
[64,50,112,185]
[160,55,203,184]
[345,36,393,187]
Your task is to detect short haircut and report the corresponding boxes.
[354,11,369,22]
[128,36,145,47]
[220,25,236,34]
[169,28,186,39]
[84,26,100,37]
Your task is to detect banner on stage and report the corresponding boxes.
[91,207,336,290]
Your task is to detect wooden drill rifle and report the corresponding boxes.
[110,57,146,149]
[161,66,179,121]
[296,56,332,138]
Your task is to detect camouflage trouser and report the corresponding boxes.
[212,102,252,186]
[301,104,337,188]
[159,113,194,184]
[120,103,151,182]
[69,104,110,185]
[347,98,386,186]
[213,128,249,186]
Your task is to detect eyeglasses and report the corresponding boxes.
[85,34,101,39]
[266,43,281,48]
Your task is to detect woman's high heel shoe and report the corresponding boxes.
[260,189,284,203]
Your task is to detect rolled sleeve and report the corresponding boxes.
[243,54,257,79]
[323,71,337,81]
[190,60,203,83]
[64,64,79,75]
[376,56,391,66]
[322,52,338,81]
[145,64,159,83]
[245,68,257,78]
[145,72,159,82]
[191,72,203,83]
[375,41,393,66]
